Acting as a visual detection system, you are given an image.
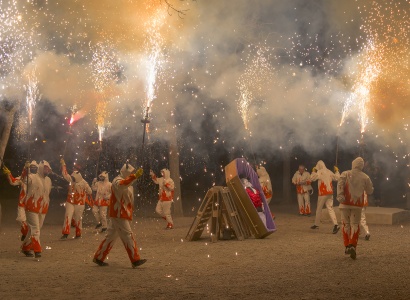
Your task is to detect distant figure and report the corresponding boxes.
[150,169,175,229]
[60,158,92,239]
[310,160,340,234]
[291,164,312,216]
[241,178,267,226]
[337,157,373,259]
[91,171,112,233]
[93,163,146,268]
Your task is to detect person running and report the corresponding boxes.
[150,168,175,229]
[310,160,340,234]
[337,157,373,259]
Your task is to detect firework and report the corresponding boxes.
[142,5,167,116]
[340,0,409,133]
[24,68,41,129]
[0,0,38,97]
[237,45,273,130]
[90,41,121,141]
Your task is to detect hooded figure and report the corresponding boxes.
[150,168,175,229]
[310,160,340,234]
[337,157,373,259]
[91,171,112,232]
[256,166,273,204]
[2,161,41,252]
[37,160,52,214]
[21,160,52,258]
[292,165,312,215]
[93,162,146,268]
[60,158,92,239]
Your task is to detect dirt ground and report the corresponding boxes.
[1,203,410,300]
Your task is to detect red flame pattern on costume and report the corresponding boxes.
[62,215,71,235]
[341,181,367,207]
[342,220,360,247]
[123,236,140,262]
[21,222,28,236]
[319,181,333,196]
[25,196,43,213]
[94,240,114,261]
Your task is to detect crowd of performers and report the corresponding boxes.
[2,158,174,268]
[2,155,374,264]
[239,157,374,260]
[292,158,374,259]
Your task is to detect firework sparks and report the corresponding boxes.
[24,68,41,129]
[237,45,273,130]
[340,39,381,133]
[96,101,108,142]
[90,41,121,141]
[0,0,37,97]
[143,5,167,116]
[340,0,409,133]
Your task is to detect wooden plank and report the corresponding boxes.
[185,189,214,241]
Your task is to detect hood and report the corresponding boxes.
[71,171,83,183]
[256,166,268,177]
[120,163,135,178]
[316,160,326,170]
[161,168,171,179]
[99,171,109,181]
[352,157,364,171]
[38,160,51,177]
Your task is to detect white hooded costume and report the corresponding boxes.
[3,161,38,239]
[310,160,340,228]
[61,161,92,238]
[337,157,373,249]
[94,163,144,266]
[291,168,312,215]
[151,169,175,229]
[3,160,40,249]
[91,171,112,230]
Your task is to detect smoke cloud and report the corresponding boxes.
[0,0,408,185]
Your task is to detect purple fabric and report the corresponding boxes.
[235,158,277,232]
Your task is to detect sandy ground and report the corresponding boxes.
[1,204,410,300]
